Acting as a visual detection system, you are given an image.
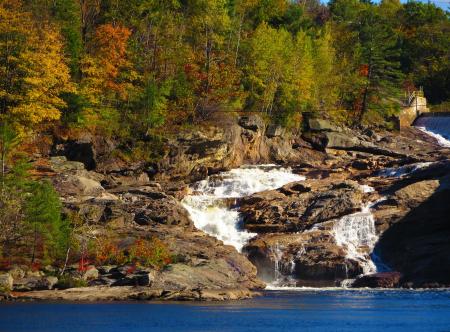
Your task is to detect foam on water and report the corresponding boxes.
[414,116,450,147]
[416,126,450,147]
[377,162,432,178]
[182,166,305,251]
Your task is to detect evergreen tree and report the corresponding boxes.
[356,7,403,123]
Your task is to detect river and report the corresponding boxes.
[1,289,450,332]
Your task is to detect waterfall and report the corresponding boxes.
[270,243,297,287]
[332,201,382,275]
[414,116,450,147]
[182,165,305,251]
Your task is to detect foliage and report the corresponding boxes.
[56,275,88,289]
[0,124,70,267]
[92,237,172,270]
[0,0,74,133]
[128,238,172,270]
[0,0,449,133]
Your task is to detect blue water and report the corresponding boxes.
[1,290,450,332]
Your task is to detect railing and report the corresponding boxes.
[405,87,424,106]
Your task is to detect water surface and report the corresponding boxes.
[1,290,449,332]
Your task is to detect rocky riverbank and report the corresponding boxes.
[1,115,449,301]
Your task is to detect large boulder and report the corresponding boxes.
[377,174,450,287]
[53,134,116,171]
[307,118,341,132]
[240,180,363,233]
[244,230,364,286]
[352,272,402,288]
[13,276,58,291]
[111,271,154,287]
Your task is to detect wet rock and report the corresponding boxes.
[244,231,364,285]
[352,272,402,288]
[376,173,450,287]
[240,179,363,233]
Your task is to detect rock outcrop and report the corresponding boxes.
[3,116,450,302]
[240,179,364,233]
[374,171,450,287]
[352,272,402,288]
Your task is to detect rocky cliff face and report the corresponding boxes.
[4,116,450,301]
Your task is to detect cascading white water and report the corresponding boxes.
[377,162,433,178]
[332,201,382,275]
[414,116,450,147]
[182,165,305,251]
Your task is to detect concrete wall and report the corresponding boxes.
[399,96,429,127]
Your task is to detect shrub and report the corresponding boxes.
[91,237,172,270]
[92,238,127,266]
[56,275,88,289]
[129,238,172,270]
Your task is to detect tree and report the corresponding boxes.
[355,7,403,123]
[136,79,170,133]
[246,23,294,117]
[0,0,73,132]
[312,26,339,111]
[398,2,450,104]
[52,0,83,77]
[0,123,23,248]
[25,180,68,264]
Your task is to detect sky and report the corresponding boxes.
[396,0,448,10]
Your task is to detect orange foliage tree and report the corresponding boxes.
[81,23,132,104]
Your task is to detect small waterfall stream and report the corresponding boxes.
[332,200,385,276]
[182,165,305,251]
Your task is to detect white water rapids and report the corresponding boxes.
[182,165,391,288]
[414,116,450,147]
[182,165,305,251]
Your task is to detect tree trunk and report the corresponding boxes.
[359,60,373,125]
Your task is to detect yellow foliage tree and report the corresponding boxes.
[0,0,73,132]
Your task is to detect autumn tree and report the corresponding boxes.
[0,0,73,133]
[81,23,132,103]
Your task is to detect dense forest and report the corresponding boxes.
[1,0,449,136]
[0,0,449,276]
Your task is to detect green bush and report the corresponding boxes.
[56,275,88,289]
